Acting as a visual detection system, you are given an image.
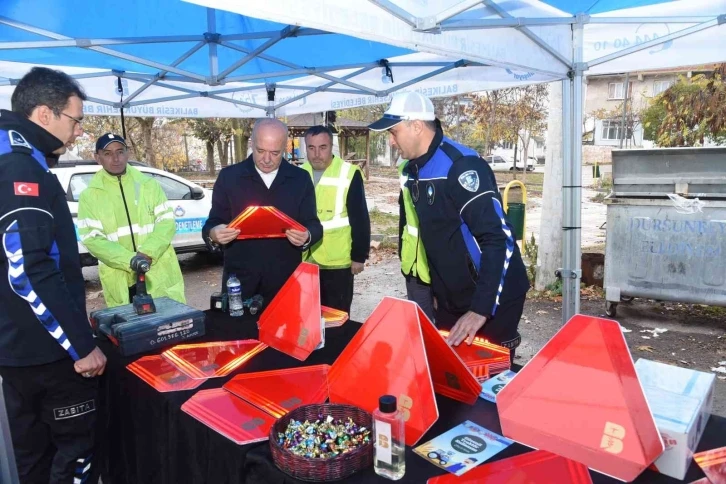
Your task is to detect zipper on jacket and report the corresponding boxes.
[117,175,137,252]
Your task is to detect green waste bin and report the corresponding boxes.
[506,203,525,241]
[592,164,601,178]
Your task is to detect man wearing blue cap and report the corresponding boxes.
[77,133,185,307]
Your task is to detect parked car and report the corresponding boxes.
[50,160,212,267]
[483,155,535,172]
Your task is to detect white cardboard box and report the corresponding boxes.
[635,359,715,480]
[479,370,516,403]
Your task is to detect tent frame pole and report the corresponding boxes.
[587,16,725,68]
[367,0,417,27]
[561,15,585,324]
[122,41,207,106]
[217,26,299,81]
[380,61,466,95]
[481,0,572,68]
[274,66,375,110]
[207,8,219,84]
[221,41,381,94]
[429,15,722,30]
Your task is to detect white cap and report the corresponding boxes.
[368,91,436,131]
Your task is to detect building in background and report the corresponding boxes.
[585,65,716,149]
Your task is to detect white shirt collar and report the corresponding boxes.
[254,165,279,188]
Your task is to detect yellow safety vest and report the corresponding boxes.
[399,161,431,284]
[301,156,360,269]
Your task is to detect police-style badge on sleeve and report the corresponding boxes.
[458,170,479,192]
[9,130,32,150]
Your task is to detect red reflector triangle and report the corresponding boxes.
[438,329,510,380]
[328,297,437,446]
[497,315,664,482]
[322,305,348,328]
[418,307,482,405]
[694,446,726,484]
[258,262,322,361]
[328,297,479,445]
[127,355,206,392]
[426,450,593,484]
[161,340,267,379]
[228,206,305,240]
[181,388,275,445]
[223,365,330,418]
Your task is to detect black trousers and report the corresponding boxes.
[0,359,98,484]
[319,268,355,314]
[435,294,526,362]
[405,276,435,323]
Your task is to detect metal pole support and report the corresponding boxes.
[266,83,276,118]
[561,19,585,324]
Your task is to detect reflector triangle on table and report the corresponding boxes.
[328,297,438,446]
[418,307,482,405]
[438,329,510,380]
[181,388,275,445]
[694,446,726,484]
[322,305,348,328]
[228,206,305,240]
[223,365,330,418]
[496,315,664,482]
[127,355,206,392]
[161,340,267,380]
[258,262,322,361]
[426,450,593,484]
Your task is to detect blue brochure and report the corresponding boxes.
[413,420,513,476]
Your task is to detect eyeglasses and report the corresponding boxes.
[61,112,83,127]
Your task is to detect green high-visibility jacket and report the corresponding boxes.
[77,165,185,307]
[301,156,360,269]
[399,160,430,283]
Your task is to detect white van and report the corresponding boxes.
[50,161,212,266]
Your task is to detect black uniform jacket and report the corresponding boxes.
[402,127,530,318]
[0,110,95,367]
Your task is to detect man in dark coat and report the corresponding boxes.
[202,118,323,303]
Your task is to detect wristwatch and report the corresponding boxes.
[207,235,221,251]
[300,230,312,250]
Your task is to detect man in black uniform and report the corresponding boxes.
[0,67,106,483]
[370,92,530,357]
[202,118,323,303]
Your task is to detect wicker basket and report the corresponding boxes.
[269,403,374,482]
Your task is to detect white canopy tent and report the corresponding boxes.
[0,2,560,118]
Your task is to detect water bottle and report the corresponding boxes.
[227,274,244,317]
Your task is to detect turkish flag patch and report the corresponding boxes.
[14,182,39,197]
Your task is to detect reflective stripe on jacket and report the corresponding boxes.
[301,156,359,269]
[77,165,184,307]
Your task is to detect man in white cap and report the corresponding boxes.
[369,92,529,359]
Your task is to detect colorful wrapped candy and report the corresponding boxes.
[277,415,371,459]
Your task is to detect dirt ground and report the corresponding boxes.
[84,167,726,417]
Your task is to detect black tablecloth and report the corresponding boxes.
[97,311,723,484]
